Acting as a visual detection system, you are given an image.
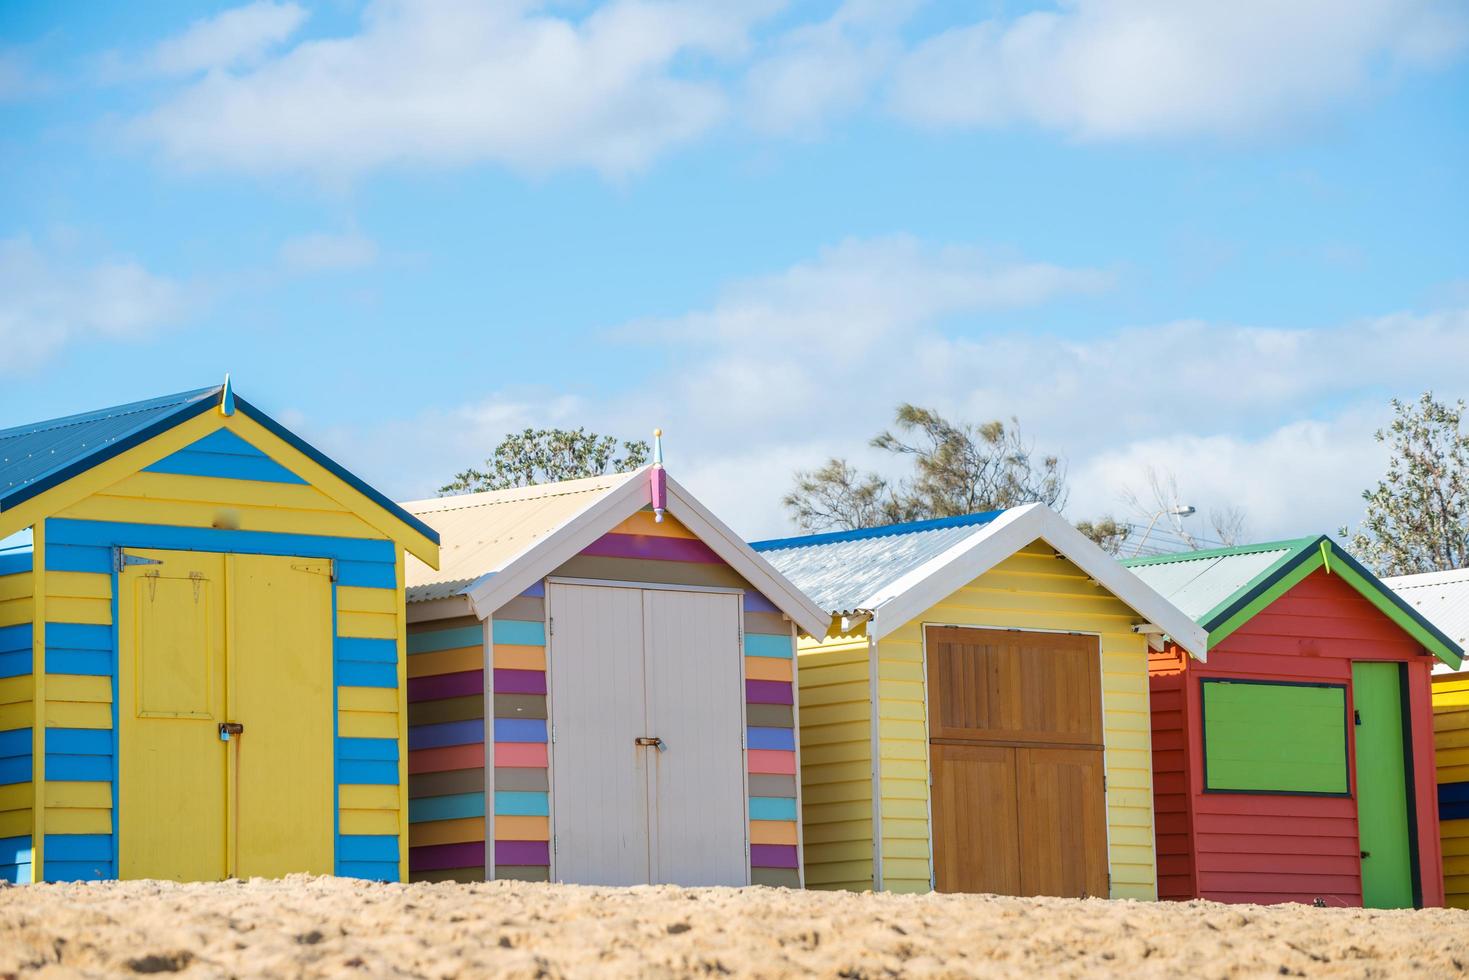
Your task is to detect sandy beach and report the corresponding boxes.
[0,876,1465,978]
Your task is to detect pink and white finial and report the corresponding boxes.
[651,428,667,523]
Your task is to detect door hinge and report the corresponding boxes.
[550,723,556,744]
[547,617,554,637]
[552,835,558,854]
[112,548,163,573]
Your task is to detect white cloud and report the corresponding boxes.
[149,1,308,77]
[0,236,194,375]
[888,0,1469,139]
[278,230,377,272]
[131,0,777,179]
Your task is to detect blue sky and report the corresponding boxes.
[2,0,1466,543]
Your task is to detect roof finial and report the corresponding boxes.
[651,428,666,523]
[220,374,236,417]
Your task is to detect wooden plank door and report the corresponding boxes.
[926,626,1108,897]
[547,583,651,884]
[643,588,748,885]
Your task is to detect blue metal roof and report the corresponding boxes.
[751,510,1005,614]
[0,386,439,547]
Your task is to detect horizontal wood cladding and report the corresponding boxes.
[1149,669,1194,901]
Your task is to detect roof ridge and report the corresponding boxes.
[402,468,644,514]
[751,509,1007,552]
[1120,536,1322,567]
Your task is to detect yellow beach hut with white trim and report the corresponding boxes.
[752,504,1207,898]
[0,381,439,883]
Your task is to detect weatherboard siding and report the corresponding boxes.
[878,541,1160,898]
[1435,674,1469,909]
[1148,646,1195,901]
[0,558,34,883]
[10,420,410,882]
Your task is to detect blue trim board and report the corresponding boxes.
[45,544,113,574]
[337,636,399,689]
[144,429,307,485]
[492,620,544,646]
[0,651,29,679]
[47,728,113,782]
[47,622,111,676]
[745,633,793,659]
[0,727,31,784]
[409,719,486,750]
[338,732,400,783]
[48,519,398,563]
[751,509,1005,552]
[0,552,31,575]
[749,796,798,821]
[0,835,32,884]
[0,624,32,678]
[109,565,120,876]
[747,727,795,751]
[408,625,482,654]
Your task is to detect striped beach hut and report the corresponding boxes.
[0,382,439,884]
[1128,539,1462,908]
[1386,567,1469,908]
[399,449,828,886]
[751,505,1206,899]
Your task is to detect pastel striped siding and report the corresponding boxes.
[0,559,34,883]
[406,614,489,883]
[8,421,409,882]
[1435,674,1469,909]
[489,603,550,883]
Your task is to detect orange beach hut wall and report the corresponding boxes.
[0,383,440,884]
[399,462,829,886]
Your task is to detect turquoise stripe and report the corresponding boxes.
[745,633,793,659]
[407,625,481,654]
[492,620,545,646]
[750,796,798,821]
[494,791,549,816]
[408,792,484,823]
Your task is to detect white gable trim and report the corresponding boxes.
[461,468,831,636]
[866,503,1209,661]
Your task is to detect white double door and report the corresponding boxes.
[547,582,749,886]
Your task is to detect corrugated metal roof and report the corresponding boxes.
[1384,568,1469,665]
[0,387,218,508]
[401,471,638,602]
[750,511,1005,615]
[1122,544,1304,624]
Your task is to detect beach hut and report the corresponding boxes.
[1385,568,1469,908]
[399,451,829,887]
[1126,539,1463,908]
[0,382,439,884]
[750,504,1206,899]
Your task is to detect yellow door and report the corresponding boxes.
[120,549,335,880]
[119,550,229,881]
[229,554,334,877]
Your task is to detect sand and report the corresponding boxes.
[0,877,1465,979]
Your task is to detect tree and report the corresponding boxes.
[441,427,650,495]
[1121,468,1249,556]
[1075,515,1132,556]
[783,405,1068,533]
[1342,392,1469,576]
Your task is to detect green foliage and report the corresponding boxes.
[783,404,1068,532]
[1075,515,1132,555]
[441,427,650,495]
[1343,392,1469,576]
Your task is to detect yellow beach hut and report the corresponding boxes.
[0,382,439,883]
[751,504,1207,899]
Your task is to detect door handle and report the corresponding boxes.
[635,736,666,752]
[219,722,244,742]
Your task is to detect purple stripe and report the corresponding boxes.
[408,670,482,702]
[746,679,793,705]
[743,591,778,613]
[495,840,549,865]
[494,668,547,695]
[750,844,798,869]
[580,533,723,564]
[409,842,484,871]
[408,718,485,750]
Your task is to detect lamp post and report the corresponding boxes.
[1132,504,1196,557]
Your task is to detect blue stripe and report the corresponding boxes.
[492,620,544,646]
[0,728,30,757]
[45,861,111,882]
[0,864,31,884]
[47,755,111,781]
[145,449,306,484]
[408,625,481,654]
[0,835,32,864]
[749,796,798,821]
[45,544,112,574]
[745,633,793,659]
[491,718,546,744]
[337,661,397,688]
[45,650,109,675]
[0,650,31,678]
[751,509,1004,552]
[178,428,267,456]
[336,561,397,589]
[493,791,548,817]
[47,728,112,754]
[47,519,397,564]
[1440,782,1469,805]
[337,861,398,881]
[337,637,397,663]
[0,756,31,784]
[337,833,399,862]
[520,580,544,598]
[46,622,112,651]
[0,623,32,655]
[44,834,111,861]
[0,553,31,575]
[409,719,484,750]
[747,727,795,751]
[409,792,484,823]
[338,737,398,761]
[338,759,398,785]
[1444,801,1469,820]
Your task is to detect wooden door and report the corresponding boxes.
[643,588,747,885]
[927,626,1108,897]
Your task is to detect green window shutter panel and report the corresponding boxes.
[1202,679,1349,794]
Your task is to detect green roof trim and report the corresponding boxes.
[1124,536,1464,670]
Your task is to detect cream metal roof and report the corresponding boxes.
[1384,567,1469,673]
[402,471,638,602]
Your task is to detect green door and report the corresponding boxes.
[1351,663,1416,908]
